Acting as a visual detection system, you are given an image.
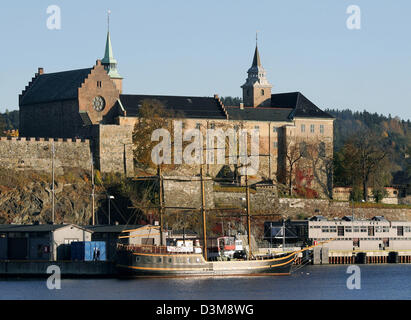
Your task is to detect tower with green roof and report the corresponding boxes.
[101,11,123,93]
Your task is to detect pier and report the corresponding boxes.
[298,249,411,265]
[0,261,115,277]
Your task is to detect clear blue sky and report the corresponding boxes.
[1,0,411,120]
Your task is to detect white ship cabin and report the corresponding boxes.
[309,216,411,251]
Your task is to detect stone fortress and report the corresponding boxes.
[2,27,334,197]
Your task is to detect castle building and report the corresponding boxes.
[17,30,335,197]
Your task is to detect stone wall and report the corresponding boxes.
[163,179,411,222]
[92,124,134,177]
[163,176,214,209]
[277,198,411,221]
[0,137,92,175]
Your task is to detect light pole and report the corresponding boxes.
[108,195,114,225]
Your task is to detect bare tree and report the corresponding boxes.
[340,130,389,202]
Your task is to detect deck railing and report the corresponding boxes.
[117,243,198,255]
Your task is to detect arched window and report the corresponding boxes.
[261,89,265,95]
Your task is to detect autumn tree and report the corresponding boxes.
[132,99,185,170]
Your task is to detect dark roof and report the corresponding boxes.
[0,224,91,233]
[20,68,92,106]
[371,216,387,222]
[342,216,354,221]
[271,92,334,119]
[226,106,293,122]
[309,215,328,221]
[252,46,261,67]
[119,94,227,119]
[85,225,143,233]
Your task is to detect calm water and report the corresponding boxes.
[0,265,410,300]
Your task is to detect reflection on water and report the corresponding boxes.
[0,265,410,300]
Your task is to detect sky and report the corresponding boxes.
[1,0,411,120]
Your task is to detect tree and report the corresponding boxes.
[339,130,390,202]
[132,99,185,170]
[281,136,306,196]
[305,139,334,199]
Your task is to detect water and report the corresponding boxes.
[0,265,410,300]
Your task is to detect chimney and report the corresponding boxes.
[240,103,244,110]
[96,59,102,66]
[37,67,44,75]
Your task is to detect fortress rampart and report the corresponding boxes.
[0,137,92,175]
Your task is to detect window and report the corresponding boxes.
[97,81,102,88]
[404,227,411,233]
[353,227,360,233]
[273,142,278,148]
[301,124,305,133]
[320,124,324,134]
[329,226,337,233]
[321,226,329,233]
[261,89,265,95]
[64,238,79,244]
[345,227,352,233]
[360,227,367,233]
[196,123,201,129]
[310,124,315,133]
[255,125,260,130]
[210,123,215,129]
[273,127,278,133]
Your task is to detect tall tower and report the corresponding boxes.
[241,39,272,107]
[101,10,123,93]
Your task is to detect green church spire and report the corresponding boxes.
[101,10,122,79]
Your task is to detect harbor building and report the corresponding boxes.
[0,224,92,261]
[263,216,411,251]
[308,216,411,251]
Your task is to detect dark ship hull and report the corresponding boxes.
[116,247,296,277]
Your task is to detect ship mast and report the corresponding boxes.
[245,173,252,259]
[200,165,208,261]
[158,165,164,246]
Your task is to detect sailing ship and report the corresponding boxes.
[115,166,312,277]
